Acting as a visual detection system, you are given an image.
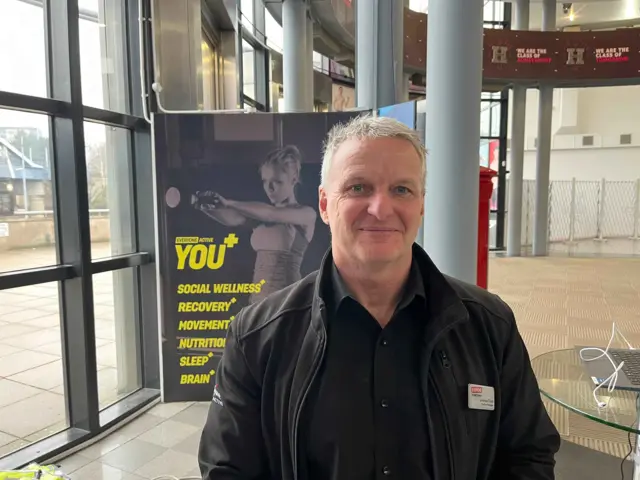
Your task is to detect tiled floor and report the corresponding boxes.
[53,401,205,480]
[1,243,639,476]
[489,254,640,458]
[0,243,125,457]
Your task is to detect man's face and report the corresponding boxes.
[319,137,424,267]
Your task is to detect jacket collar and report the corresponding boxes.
[312,244,469,341]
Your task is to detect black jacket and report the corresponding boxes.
[199,245,561,480]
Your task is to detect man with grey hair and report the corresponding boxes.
[199,115,560,480]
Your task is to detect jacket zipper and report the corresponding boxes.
[440,350,451,368]
[291,335,326,480]
[439,350,471,435]
[433,359,456,479]
[422,317,466,480]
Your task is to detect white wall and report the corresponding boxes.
[522,148,640,181]
[507,85,640,181]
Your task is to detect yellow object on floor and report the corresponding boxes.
[0,464,69,480]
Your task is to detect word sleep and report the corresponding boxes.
[177,299,236,312]
[179,354,213,367]
[175,234,239,270]
[178,318,234,331]
[178,337,227,349]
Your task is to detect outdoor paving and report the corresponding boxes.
[0,242,639,461]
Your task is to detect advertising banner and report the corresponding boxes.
[154,111,361,402]
[332,83,355,112]
[378,101,416,129]
[403,8,640,86]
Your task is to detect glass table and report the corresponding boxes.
[532,349,640,479]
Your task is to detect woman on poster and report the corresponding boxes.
[192,145,317,304]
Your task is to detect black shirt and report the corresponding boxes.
[303,261,431,480]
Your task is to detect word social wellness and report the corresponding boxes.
[171,234,264,388]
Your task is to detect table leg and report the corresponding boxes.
[634,433,640,480]
[634,396,640,480]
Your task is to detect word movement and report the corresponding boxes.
[172,234,269,386]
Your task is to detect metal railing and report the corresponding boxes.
[4,208,109,219]
[520,178,640,246]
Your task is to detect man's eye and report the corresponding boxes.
[350,184,365,193]
[395,186,410,195]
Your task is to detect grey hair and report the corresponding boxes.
[321,114,427,191]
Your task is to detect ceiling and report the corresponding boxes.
[409,0,640,30]
[527,1,640,30]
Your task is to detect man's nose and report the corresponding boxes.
[367,191,393,219]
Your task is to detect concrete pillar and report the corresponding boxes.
[376,0,404,107]
[356,0,404,109]
[306,14,314,111]
[282,0,307,112]
[423,0,484,284]
[402,0,411,101]
[532,0,556,255]
[506,0,530,257]
[356,0,375,108]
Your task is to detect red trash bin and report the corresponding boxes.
[477,167,497,289]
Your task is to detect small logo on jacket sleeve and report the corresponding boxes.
[213,384,224,406]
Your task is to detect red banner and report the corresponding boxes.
[403,9,640,86]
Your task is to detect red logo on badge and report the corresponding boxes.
[471,386,483,394]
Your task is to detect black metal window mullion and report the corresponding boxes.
[494,0,512,251]
[132,129,159,389]
[252,0,268,110]
[47,0,100,433]
[495,91,509,250]
[124,0,143,118]
[236,2,244,108]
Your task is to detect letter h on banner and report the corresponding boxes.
[492,46,508,64]
[566,48,585,65]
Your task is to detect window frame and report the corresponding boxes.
[0,0,159,469]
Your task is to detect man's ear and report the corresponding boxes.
[318,186,329,225]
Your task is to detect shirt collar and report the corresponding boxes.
[329,257,426,314]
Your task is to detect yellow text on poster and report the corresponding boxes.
[177,298,236,312]
[175,234,239,270]
[180,370,215,385]
[178,337,227,349]
[178,318,234,331]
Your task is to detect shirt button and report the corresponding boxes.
[382,466,391,476]
[381,339,389,346]
[381,399,389,408]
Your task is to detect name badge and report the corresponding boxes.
[468,384,495,411]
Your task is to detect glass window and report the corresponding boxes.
[84,122,135,259]
[265,9,283,52]
[242,40,256,100]
[480,101,501,138]
[0,282,67,455]
[0,0,47,98]
[93,268,141,409]
[490,102,501,137]
[0,109,56,273]
[241,0,254,29]
[409,0,428,13]
[79,0,129,113]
